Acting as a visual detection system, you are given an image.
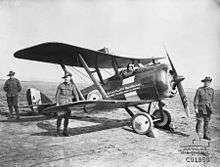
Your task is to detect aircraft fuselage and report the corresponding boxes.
[82,63,175,101]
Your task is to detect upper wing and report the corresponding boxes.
[41,99,152,114]
[14,42,164,68]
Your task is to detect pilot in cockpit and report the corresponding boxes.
[120,63,135,78]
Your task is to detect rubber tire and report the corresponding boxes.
[131,113,153,135]
[152,109,171,128]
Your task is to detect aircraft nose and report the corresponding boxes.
[175,75,185,83]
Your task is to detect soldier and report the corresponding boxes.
[55,72,79,136]
[3,71,22,119]
[194,76,214,140]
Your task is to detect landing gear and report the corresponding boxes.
[152,101,171,128]
[125,107,153,135]
[125,101,172,135]
[152,109,171,128]
[131,113,153,135]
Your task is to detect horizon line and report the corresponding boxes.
[1,78,220,90]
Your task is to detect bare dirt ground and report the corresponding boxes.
[0,80,219,167]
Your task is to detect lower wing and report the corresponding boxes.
[19,103,56,109]
[41,100,153,114]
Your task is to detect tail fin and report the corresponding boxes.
[26,88,53,112]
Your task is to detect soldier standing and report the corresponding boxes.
[55,72,79,136]
[194,76,214,140]
[3,71,22,119]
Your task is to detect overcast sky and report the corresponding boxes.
[0,0,220,89]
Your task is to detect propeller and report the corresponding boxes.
[164,47,190,117]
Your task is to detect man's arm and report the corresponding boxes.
[16,79,22,92]
[3,80,8,92]
[55,86,61,106]
[193,89,200,113]
[211,89,214,104]
[73,86,79,101]
[70,79,80,101]
[210,89,215,113]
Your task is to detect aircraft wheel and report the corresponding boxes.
[131,113,153,135]
[152,109,171,128]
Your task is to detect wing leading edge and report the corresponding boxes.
[14,42,164,68]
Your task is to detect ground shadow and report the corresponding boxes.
[31,115,131,137]
[0,109,40,116]
[122,126,189,137]
[0,115,54,123]
[0,108,54,122]
[156,127,189,137]
[122,126,156,138]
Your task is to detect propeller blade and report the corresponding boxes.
[164,46,189,117]
[164,47,177,75]
[176,83,189,117]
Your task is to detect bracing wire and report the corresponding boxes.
[70,67,91,82]
[55,64,62,75]
[103,69,113,77]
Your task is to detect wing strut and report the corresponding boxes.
[60,64,85,100]
[111,57,120,77]
[78,54,108,99]
[95,66,104,85]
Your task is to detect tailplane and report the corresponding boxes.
[26,88,53,112]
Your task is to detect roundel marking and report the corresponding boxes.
[87,89,102,101]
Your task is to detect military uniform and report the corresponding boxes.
[55,80,79,136]
[3,74,22,119]
[194,85,214,139]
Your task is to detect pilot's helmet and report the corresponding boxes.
[127,63,134,70]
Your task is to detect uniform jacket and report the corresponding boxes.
[55,82,79,105]
[194,86,214,115]
[3,78,22,97]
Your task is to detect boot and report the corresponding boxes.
[56,116,62,136]
[8,106,14,119]
[63,129,69,137]
[56,128,61,136]
[63,113,70,137]
[203,117,211,140]
[14,106,20,120]
[203,135,211,140]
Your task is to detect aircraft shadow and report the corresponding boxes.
[31,115,131,137]
[0,115,54,123]
[0,109,54,122]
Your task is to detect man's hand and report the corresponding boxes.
[56,103,59,106]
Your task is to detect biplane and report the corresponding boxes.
[14,42,189,135]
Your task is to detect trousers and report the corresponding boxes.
[196,113,210,137]
[57,107,71,133]
[7,96,19,118]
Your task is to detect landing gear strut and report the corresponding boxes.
[125,101,172,135]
